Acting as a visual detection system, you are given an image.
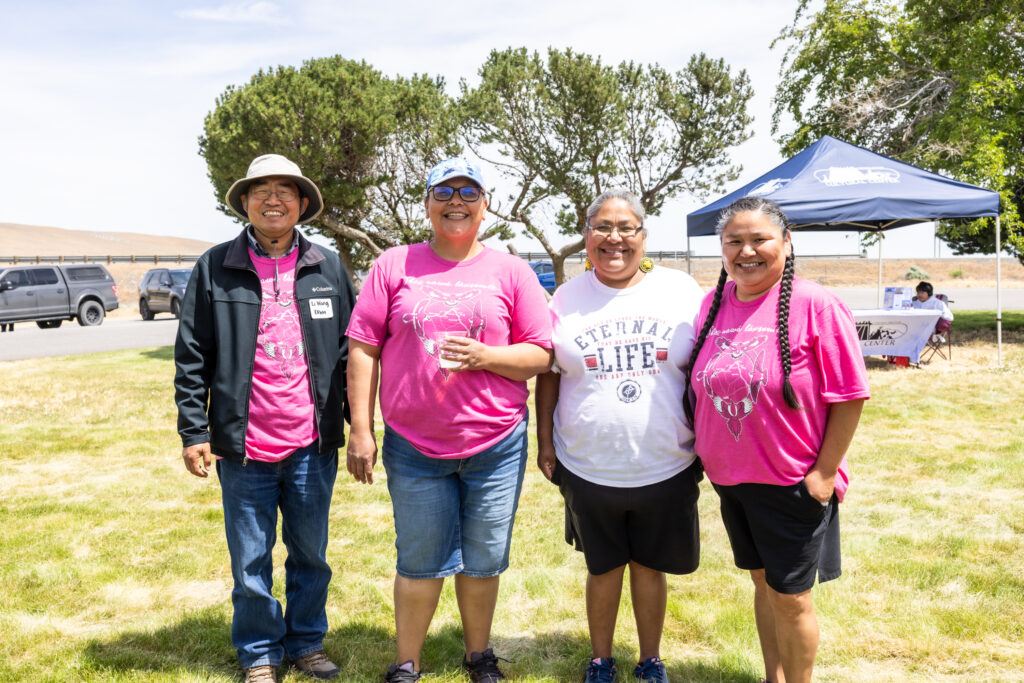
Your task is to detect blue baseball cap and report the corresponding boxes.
[426,156,486,191]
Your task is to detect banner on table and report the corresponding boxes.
[852,309,941,363]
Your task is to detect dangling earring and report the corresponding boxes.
[585,256,593,271]
[639,256,654,273]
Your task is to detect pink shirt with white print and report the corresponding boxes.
[346,242,552,459]
[244,248,318,461]
[690,277,869,501]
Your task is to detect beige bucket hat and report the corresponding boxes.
[225,154,324,224]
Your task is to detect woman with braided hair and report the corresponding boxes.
[686,197,869,683]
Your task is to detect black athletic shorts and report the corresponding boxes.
[552,459,702,576]
[712,480,841,594]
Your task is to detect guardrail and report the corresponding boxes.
[1,251,866,266]
[0,255,202,265]
[514,251,866,261]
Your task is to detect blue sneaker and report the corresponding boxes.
[633,656,668,682]
[585,657,617,682]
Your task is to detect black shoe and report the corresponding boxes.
[463,648,509,682]
[384,660,421,682]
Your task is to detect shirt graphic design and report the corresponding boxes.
[573,314,673,403]
[400,280,487,379]
[696,333,770,440]
[257,270,305,379]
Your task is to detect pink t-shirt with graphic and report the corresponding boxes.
[346,243,552,459]
[690,277,870,501]
[244,248,318,461]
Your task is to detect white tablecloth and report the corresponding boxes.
[853,308,942,363]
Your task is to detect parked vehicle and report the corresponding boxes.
[138,267,192,320]
[528,260,556,294]
[0,264,119,328]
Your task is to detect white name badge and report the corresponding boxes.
[309,298,334,319]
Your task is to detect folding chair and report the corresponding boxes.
[919,294,953,363]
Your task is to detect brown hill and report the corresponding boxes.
[2,223,1022,321]
[561,255,1024,289]
[0,223,215,258]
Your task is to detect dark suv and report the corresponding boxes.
[139,267,192,320]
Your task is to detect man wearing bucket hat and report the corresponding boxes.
[175,154,355,683]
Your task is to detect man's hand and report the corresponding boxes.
[346,430,378,484]
[182,443,212,478]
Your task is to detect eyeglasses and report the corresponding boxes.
[588,224,643,237]
[248,187,299,202]
[429,186,483,202]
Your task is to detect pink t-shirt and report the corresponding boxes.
[244,248,318,461]
[690,277,870,501]
[346,243,552,459]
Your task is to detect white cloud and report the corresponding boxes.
[176,1,290,25]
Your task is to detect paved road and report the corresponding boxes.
[0,317,179,361]
[830,286,1024,311]
[2,286,1021,362]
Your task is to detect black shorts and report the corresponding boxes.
[552,459,702,576]
[712,480,841,594]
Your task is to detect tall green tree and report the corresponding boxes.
[199,55,460,281]
[461,47,753,284]
[773,0,1024,261]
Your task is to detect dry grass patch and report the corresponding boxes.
[1,343,1023,680]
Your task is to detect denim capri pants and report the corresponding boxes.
[382,417,529,579]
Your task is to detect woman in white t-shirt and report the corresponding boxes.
[536,189,704,683]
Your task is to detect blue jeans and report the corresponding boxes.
[217,445,337,668]
[382,417,529,579]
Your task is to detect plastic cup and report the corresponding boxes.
[437,335,460,368]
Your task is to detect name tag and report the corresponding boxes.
[309,298,334,319]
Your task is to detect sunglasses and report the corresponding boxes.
[429,186,483,202]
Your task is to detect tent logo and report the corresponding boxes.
[749,178,791,196]
[814,166,900,186]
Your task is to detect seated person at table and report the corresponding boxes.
[912,281,953,342]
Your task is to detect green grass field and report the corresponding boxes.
[1,320,1022,682]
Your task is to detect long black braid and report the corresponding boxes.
[684,196,802,426]
[684,267,728,426]
[777,251,802,410]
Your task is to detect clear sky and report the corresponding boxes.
[0,0,950,258]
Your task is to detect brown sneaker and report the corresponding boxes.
[292,650,341,680]
[244,665,278,683]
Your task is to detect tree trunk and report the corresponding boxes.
[335,237,363,294]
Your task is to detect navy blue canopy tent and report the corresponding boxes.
[686,135,999,235]
[685,135,1005,363]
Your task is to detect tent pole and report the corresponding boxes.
[996,215,1002,367]
[877,235,883,308]
[686,233,692,275]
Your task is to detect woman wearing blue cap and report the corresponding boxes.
[346,156,553,682]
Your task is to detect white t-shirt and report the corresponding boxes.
[550,267,704,487]
[912,295,953,321]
